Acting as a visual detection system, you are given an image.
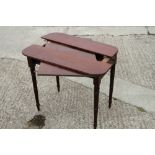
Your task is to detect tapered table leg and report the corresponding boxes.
[109,63,116,109]
[93,77,101,129]
[56,76,60,92]
[27,58,40,111]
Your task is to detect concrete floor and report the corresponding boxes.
[0,26,155,112]
[1,58,155,129]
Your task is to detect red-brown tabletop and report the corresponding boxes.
[42,33,118,57]
[22,44,112,75]
[37,42,112,76]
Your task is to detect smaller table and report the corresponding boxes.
[22,33,118,129]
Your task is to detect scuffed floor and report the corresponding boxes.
[0,58,155,129]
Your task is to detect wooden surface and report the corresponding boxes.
[38,63,80,76]
[38,42,112,76]
[22,44,112,75]
[38,43,83,76]
[42,33,118,57]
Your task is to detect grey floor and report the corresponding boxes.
[1,58,155,128]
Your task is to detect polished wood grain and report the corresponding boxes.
[22,44,112,75]
[38,63,80,76]
[38,42,111,76]
[42,33,118,57]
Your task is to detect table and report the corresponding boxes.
[22,33,118,129]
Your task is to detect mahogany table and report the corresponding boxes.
[22,33,118,129]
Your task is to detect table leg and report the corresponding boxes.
[93,77,101,129]
[56,76,60,92]
[109,63,116,109]
[27,58,40,111]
